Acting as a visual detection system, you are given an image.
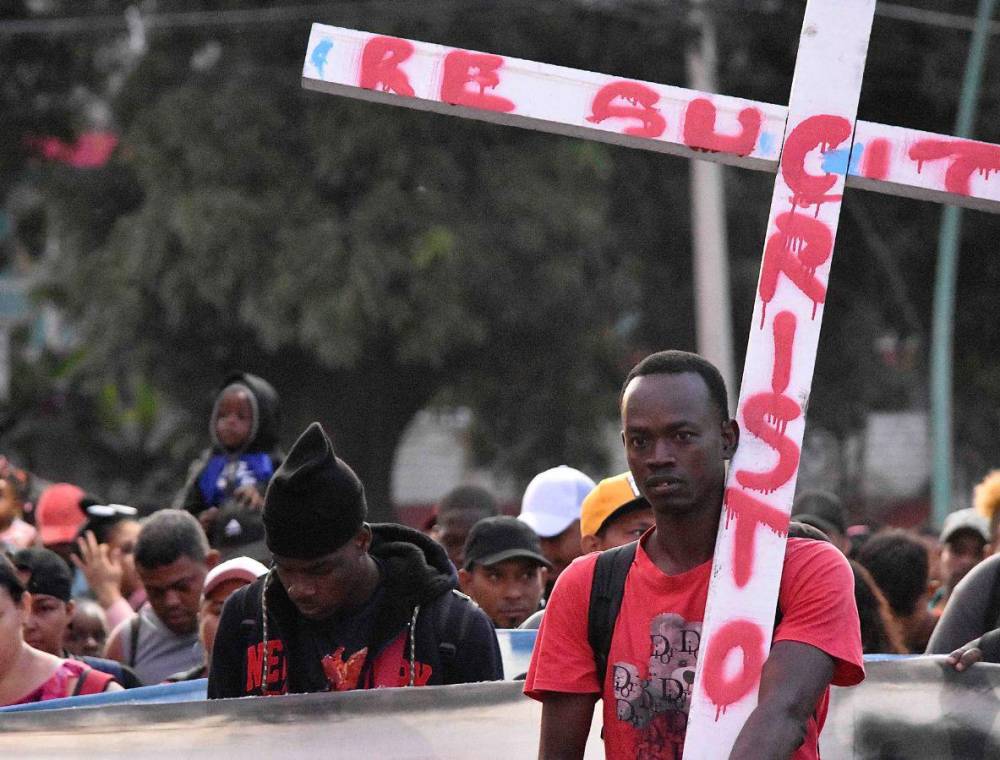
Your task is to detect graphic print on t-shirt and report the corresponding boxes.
[322,646,368,691]
[613,612,701,760]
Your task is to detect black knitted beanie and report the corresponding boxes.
[262,422,367,559]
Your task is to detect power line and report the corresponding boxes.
[1,1,997,37]
[0,1,485,36]
[877,1,1000,34]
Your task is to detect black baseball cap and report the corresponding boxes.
[463,516,553,571]
[12,547,72,602]
[792,490,847,537]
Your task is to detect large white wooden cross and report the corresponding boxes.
[301,2,1000,756]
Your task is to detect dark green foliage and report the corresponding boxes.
[3,0,1000,516]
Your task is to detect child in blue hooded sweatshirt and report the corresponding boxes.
[173,373,283,550]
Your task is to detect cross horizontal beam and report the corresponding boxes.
[302,24,1000,214]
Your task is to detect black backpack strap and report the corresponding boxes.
[587,542,638,687]
[433,589,476,682]
[127,614,141,669]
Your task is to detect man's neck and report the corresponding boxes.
[344,555,382,611]
[645,501,723,576]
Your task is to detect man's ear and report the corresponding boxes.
[721,419,739,459]
[457,568,472,593]
[357,524,373,554]
[65,599,76,618]
[205,549,221,570]
[581,534,600,554]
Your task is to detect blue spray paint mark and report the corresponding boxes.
[821,142,864,176]
[757,132,776,156]
[311,39,334,78]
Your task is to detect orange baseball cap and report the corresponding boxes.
[580,472,648,538]
[35,483,86,546]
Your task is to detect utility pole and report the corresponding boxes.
[686,0,737,409]
[930,0,997,528]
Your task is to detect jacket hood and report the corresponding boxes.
[210,372,282,454]
[260,523,456,671]
[367,522,458,606]
[264,523,456,623]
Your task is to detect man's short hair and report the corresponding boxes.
[135,509,209,570]
[855,529,928,617]
[620,350,730,421]
[439,485,499,517]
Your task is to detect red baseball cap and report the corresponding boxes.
[35,483,86,546]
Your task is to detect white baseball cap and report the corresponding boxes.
[203,556,269,596]
[518,465,596,538]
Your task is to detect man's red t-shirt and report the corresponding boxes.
[524,535,864,759]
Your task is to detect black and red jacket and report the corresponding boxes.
[207,524,502,698]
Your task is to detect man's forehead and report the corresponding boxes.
[139,556,204,584]
[30,593,65,607]
[621,371,715,420]
[273,548,344,569]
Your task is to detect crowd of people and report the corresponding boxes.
[1,356,1000,756]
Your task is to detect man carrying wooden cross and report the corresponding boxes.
[523,350,863,759]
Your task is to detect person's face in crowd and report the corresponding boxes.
[587,508,655,553]
[622,372,737,519]
[917,533,942,588]
[273,529,372,621]
[216,388,254,451]
[107,519,142,597]
[942,530,987,590]
[431,509,484,568]
[0,587,28,675]
[459,558,547,628]
[0,478,18,530]
[23,592,73,656]
[64,601,108,658]
[199,578,250,666]
[539,520,583,581]
[138,556,209,635]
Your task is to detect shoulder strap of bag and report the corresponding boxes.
[127,614,141,669]
[587,542,638,687]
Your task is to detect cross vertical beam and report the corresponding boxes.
[684,1,876,755]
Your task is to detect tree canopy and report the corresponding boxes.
[3,0,1000,517]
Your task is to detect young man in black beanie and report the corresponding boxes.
[208,423,502,697]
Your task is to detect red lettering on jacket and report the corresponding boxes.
[359,36,415,97]
[245,640,286,694]
[701,619,766,719]
[781,115,852,210]
[586,81,667,138]
[683,98,762,157]
[440,51,515,112]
